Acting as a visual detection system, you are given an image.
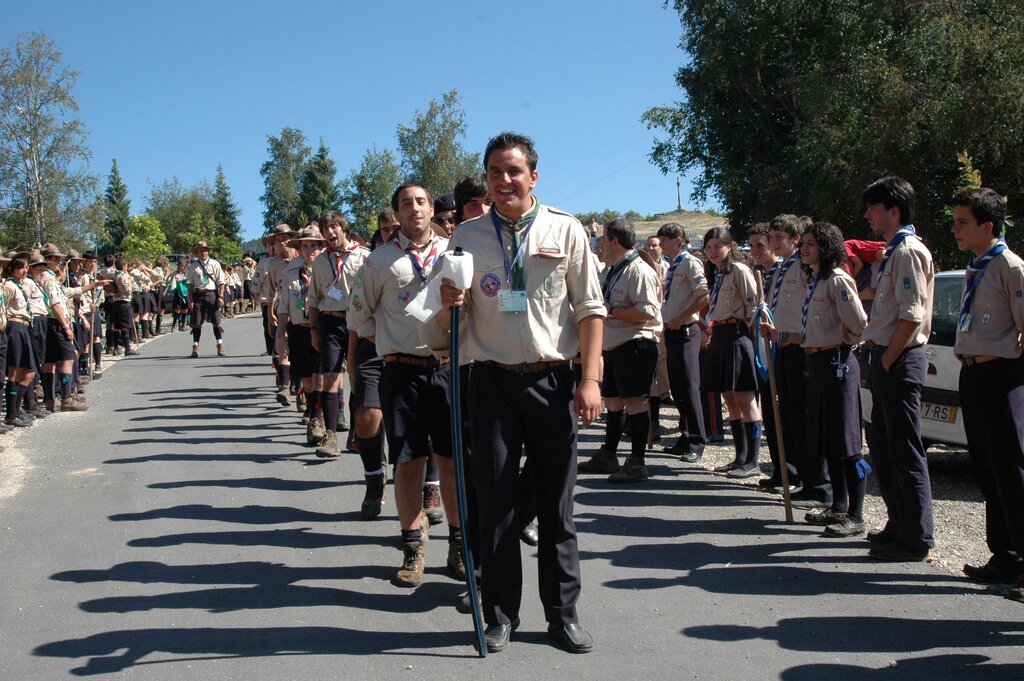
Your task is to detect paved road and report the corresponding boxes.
[1,315,1021,680]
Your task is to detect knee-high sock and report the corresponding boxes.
[728,419,746,466]
[322,390,339,432]
[6,379,18,419]
[93,342,102,368]
[424,452,439,486]
[843,457,867,521]
[357,432,385,475]
[58,372,73,400]
[743,421,762,467]
[41,371,54,402]
[603,409,626,453]
[627,411,650,462]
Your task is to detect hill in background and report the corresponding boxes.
[631,209,729,243]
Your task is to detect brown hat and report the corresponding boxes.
[0,251,10,264]
[67,248,86,262]
[192,240,212,254]
[271,223,295,237]
[287,226,326,247]
[40,243,66,260]
[28,250,47,267]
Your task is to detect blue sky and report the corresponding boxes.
[6,1,705,242]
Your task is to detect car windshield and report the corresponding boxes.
[930,276,962,347]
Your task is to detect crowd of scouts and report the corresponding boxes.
[244,134,1024,655]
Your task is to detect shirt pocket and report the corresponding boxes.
[531,253,566,299]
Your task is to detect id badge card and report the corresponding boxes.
[201,277,211,286]
[327,286,344,301]
[498,289,527,313]
[959,313,972,331]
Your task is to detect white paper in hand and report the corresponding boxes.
[405,250,475,323]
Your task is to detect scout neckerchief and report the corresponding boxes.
[298,264,310,315]
[30,275,49,307]
[327,243,358,282]
[196,257,215,287]
[770,250,801,311]
[603,251,638,303]
[875,224,918,288]
[800,270,822,342]
[663,252,685,302]
[760,256,783,292]
[8,277,31,322]
[491,199,540,290]
[708,268,726,316]
[397,234,439,282]
[959,237,1008,328]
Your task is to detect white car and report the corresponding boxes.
[861,270,968,449]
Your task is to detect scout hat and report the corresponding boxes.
[28,250,47,267]
[67,248,86,262]
[40,243,66,260]
[287,226,326,248]
[192,240,212,254]
[269,223,295,239]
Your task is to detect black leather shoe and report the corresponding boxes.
[963,561,1023,584]
[867,526,897,545]
[485,618,519,653]
[868,543,930,562]
[713,461,741,473]
[548,623,593,654]
[679,451,703,463]
[520,521,539,546]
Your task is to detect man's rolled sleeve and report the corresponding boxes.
[566,225,607,323]
[893,249,929,324]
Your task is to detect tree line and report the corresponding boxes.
[644,0,1024,270]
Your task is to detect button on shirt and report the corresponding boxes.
[602,253,663,350]
[863,236,934,346]
[662,252,709,326]
[422,203,606,364]
[186,257,226,292]
[308,244,368,314]
[349,231,447,358]
[800,268,868,348]
[954,249,1024,358]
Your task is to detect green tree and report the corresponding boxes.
[103,159,130,250]
[339,146,401,237]
[212,164,242,242]
[396,89,479,200]
[177,212,242,264]
[644,0,1024,269]
[145,177,215,254]
[259,127,310,231]
[121,214,169,261]
[0,32,98,248]
[296,139,340,226]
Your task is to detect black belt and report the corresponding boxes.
[320,310,347,318]
[479,359,571,374]
[383,353,449,368]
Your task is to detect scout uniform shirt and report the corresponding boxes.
[263,256,289,308]
[129,266,152,294]
[350,231,447,358]
[39,268,71,320]
[863,231,934,347]
[707,261,759,323]
[800,268,868,348]
[601,251,663,351]
[165,271,187,300]
[186,256,226,292]
[954,246,1024,359]
[766,250,808,339]
[24,277,48,317]
[308,243,369,314]
[112,269,134,302]
[275,256,307,320]
[4,278,32,324]
[662,251,709,326]
[253,256,273,304]
[422,201,606,365]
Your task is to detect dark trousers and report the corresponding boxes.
[868,345,934,549]
[261,304,274,355]
[469,361,580,627]
[777,344,829,499]
[665,324,706,454]
[960,357,1024,567]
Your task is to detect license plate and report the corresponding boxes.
[922,402,958,424]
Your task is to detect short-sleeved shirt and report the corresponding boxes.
[278,258,313,323]
[954,248,1024,359]
[308,243,369,314]
[800,268,868,348]
[708,261,759,323]
[420,202,606,365]
[39,269,70,320]
[25,277,48,317]
[662,251,709,326]
[602,252,663,350]
[863,235,933,346]
[349,231,448,358]
[5,279,31,323]
[186,257,225,292]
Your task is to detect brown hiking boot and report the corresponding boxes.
[395,543,426,587]
[44,399,58,413]
[447,538,467,580]
[361,473,386,519]
[608,458,650,483]
[217,345,227,357]
[423,483,444,525]
[315,430,340,458]
[309,416,326,443]
[578,446,619,473]
[60,398,88,412]
[190,347,199,358]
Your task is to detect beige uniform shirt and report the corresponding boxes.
[602,252,663,350]
[350,232,447,358]
[25,277,48,317]
[662,252,709,326]
[40,269,71,320]
[422,203,606,364]
[767,252,808,336]
[129,268,151,293]
[112,271,133,302]
[800,268,868,348]
[253,257,272,303]
[308,244,369,314]
[275,257,306,318]
[264,256,290,308]
[708,261,759,323]
[186,257,225,291]
[5,279,31,323]
[954,248,1024,358]
[863,235,933,346]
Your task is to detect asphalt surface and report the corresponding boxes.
[1,315,1021,680]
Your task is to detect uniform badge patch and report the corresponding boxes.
[903,277,911,289]
[399,291,412,305]
[351,296,363,312]
[1017,290,1023,297]
[543,276,555,294]
[841,290,849,301]
[480,273,501,297]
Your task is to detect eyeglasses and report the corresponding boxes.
[435,216,456,225]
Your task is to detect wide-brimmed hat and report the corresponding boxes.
[40,243,66,260]
[287,226,326,247]
[28,250,47,266]
[270,224,295,239]
[192,240,212,254]
[67,248,86,262]
[0,251,10,264]
[243,255,255,264]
